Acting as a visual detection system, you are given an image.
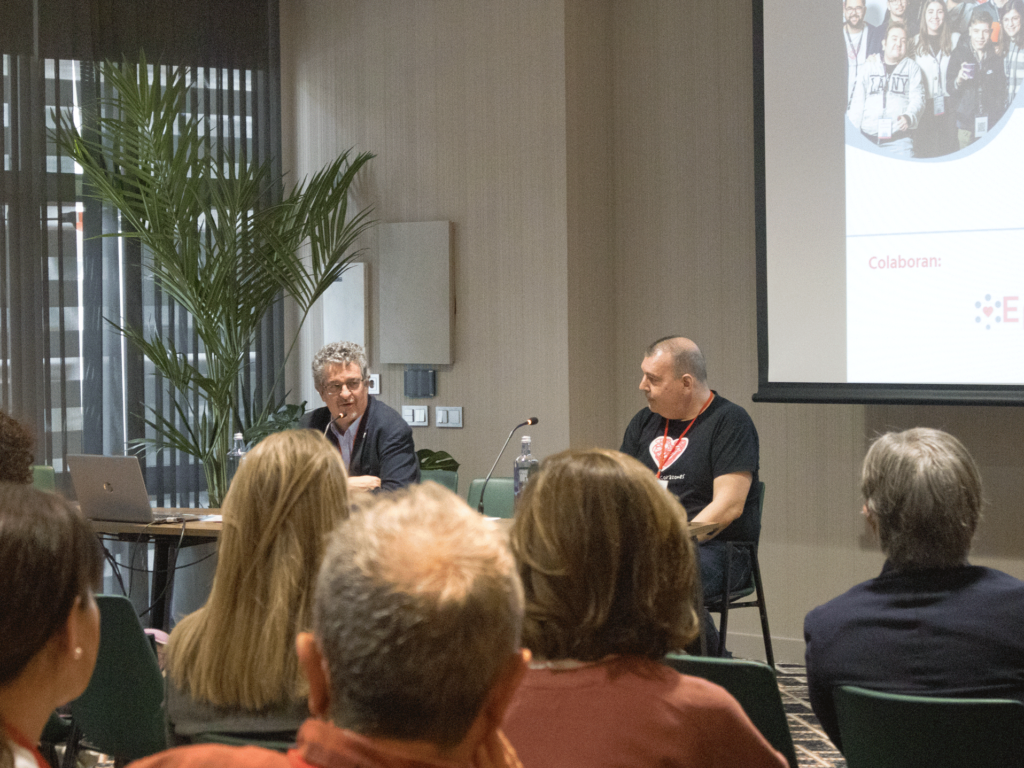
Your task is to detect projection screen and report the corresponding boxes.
[754,0,1024,404]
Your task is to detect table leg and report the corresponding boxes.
[150,540,177,631]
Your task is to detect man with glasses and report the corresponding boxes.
[301,341,419,492]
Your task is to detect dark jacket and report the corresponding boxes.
[947,37,1007,134]
[804,561,1024,751]
[300,396,420,491]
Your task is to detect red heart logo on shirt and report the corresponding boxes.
[649,436,688,470]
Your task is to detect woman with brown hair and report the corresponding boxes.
[503,449,785,768]
[0,484,103,768]
[165,429,349,744]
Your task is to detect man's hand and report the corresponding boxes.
[895,115,909,132]
[473,729,523,768]
[348,475,382,493]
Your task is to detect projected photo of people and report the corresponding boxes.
[845,0,1018,157]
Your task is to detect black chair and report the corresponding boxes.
[704,481,774,667]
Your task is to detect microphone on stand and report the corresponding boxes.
[323,411,346,437]
[478,417,539,515]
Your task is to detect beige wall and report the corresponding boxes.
[281,0,1024,664]
[282,0,573,478]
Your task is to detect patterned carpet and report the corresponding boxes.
[775,664,846,768]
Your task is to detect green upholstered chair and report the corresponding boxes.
[663,654,798,768]
[467,477,515,519]
[703,480,774,667]
[420,469,458,494]
[834,685,1024,768]
[31,465,56,492]
[63,595,167,767]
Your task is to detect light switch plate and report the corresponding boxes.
[436,406,463,428]
[368,374,380,395]
[401,405,428,426]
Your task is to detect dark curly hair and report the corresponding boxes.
[0,411,33,485]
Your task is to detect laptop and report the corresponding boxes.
[66,454,195,524]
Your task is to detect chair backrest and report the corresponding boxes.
[751,479,765,543]
[467,477,515,518]
[31,465,56,492]
[835,685,1024,768]
[68,594,167,761]
[420,468,458,494]
[664,654,798,768]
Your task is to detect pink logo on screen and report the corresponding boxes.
[975,294,1003,330]
[649,437,688,469]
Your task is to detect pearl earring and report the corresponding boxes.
[73,647,83,660]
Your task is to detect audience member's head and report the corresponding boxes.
[511,448,699,662]
[298,483,526,761]
[862,427,981,569]
[0,484,102,760]
[0,411,34,485]
[167,429,350,710]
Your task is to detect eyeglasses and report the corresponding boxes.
[322,378,365,396]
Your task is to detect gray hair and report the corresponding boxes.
[312,341,369,389]
[646,336,708,384]
[313,483,524,748]
[862,428,981,569]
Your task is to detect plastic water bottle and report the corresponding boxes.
[226,433,248,487]
[513,436,539,498]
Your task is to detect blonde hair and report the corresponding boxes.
[167,430,349,709]
[511,448,699,661]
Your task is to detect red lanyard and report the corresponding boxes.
[5,724,48,768]
[657,392,714,478]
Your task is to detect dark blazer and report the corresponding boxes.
[300,396,420,491]
[804,561,1024,751]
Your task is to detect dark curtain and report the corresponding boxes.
[0,0,283,505]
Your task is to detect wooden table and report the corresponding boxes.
[90,512,222,631]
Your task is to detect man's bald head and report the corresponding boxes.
[646,336,708,385]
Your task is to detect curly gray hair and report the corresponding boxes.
[312,342,369,390]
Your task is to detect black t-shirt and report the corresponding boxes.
[620,392,760,541]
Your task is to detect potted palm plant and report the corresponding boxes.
[56,57,374,506]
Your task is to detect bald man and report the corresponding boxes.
[620,337,761,655]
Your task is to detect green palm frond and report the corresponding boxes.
[55,55,375,506]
